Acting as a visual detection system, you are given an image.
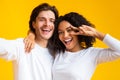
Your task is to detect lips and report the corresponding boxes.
[64,38,72,45]
[41,28,52,34]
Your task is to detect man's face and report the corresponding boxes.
[32,10,55,41]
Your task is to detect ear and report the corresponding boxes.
[32,21,36,29]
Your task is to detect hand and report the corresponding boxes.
[70,25,97,36]
[70,25,105,40]
[24,31,35,53]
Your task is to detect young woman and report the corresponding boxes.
[25,12,120,80]
[52,12,120,80]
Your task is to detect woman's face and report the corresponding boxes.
[58,20,81,52]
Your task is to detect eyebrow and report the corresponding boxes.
[66,26,72,29]
[58,25,72,31]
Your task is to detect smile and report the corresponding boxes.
[41,28,53,34]
[64,38,72,44]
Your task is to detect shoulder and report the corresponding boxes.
[0,38,24,47]
[15,38,25,47]
[15,38,24,42]
[4,38,25,47]
[0,38,24,43]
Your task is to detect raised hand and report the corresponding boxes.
[70,25,105,40]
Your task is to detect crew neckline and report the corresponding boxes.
[35,43,48,50]
[65,49,85,55]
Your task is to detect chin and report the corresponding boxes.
[66,48,72,51]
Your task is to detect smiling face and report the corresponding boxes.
[58,20,81,52]
[32,10,55,41]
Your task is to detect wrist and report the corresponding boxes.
[95,31,106,41]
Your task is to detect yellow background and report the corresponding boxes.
[0,0,120,80]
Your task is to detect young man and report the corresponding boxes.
[0,3,58,80]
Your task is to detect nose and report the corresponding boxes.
[64,31,69,38]
[44,20,51,27]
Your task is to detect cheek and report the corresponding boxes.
[59,35,62,41]
[52,25,55,30]
[52,24,55,29]
[73,36,79,44]
[37,21,44,27]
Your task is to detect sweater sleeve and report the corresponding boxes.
[0,38,19,61]
[95,34,120,64]
[103,34,120,52]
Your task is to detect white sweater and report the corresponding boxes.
[0,38,53,80]
[52,34,120,80]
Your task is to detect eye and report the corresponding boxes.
[67,28,73,32]
[39,18,45,21]
[58,31,64,35]
[50,19,55,23]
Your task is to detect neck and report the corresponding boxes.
[35,38,48,48]
[67,44,83,52]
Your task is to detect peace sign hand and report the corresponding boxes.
[70,25,96,36]
[70,25,105,40]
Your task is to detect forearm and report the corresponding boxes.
[96,34,120,64]
[103,34,120,52]
[94,30,106,41]
[0,38,8,54]
[0,38,17,60]
[0,39,10,59]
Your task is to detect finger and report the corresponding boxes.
[78,27,91,36]
[70,26,84,35]
[79,27,86,33]
[70,31,81,35]
[24,39,31,53]
[80,25,92,32]
[28,43,32,53]
[70,26,80,32]
[25,41,29,53]
[30,42,35,50]
[24,39,28,50]
[23,38,26,43]
[24,38,27,44]
[82,25,93,31]
[25,42,32,53]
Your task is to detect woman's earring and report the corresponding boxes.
[80,42,86,48]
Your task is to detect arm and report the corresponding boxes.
[94,34,120,64]
[71,25,120,52]
[71,25,120,63]
[0,38,18,61]
[24,30,35,53]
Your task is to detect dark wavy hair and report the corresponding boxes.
[29,3,59,56]
[53,12,96,53]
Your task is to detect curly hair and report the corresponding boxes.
[53,12,96,53]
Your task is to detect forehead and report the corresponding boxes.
[58,21,71,29]
[38,10,55,19]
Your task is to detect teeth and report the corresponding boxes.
[43,29,50,30]
[64,38,72,45]
[64,39,72,42]
[43,30,50,32]
[42,29,51,32]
